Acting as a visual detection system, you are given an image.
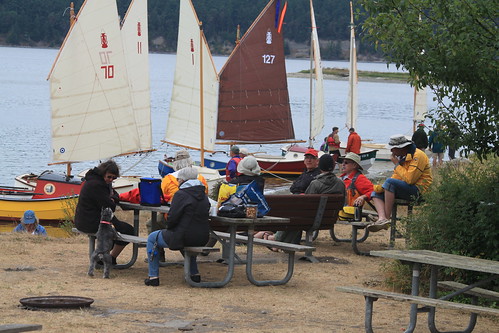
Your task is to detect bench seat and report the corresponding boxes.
[337,286,499,332]
[438,281,499,301]
[213,231,315,253]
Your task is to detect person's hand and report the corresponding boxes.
[390,153,399,165]
[353,196,365,207]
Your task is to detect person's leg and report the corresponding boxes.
[383,190,396,219]
[146,230,168,278]
[371,191,388,220]
[111,218,134,260]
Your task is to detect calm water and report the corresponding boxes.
[0,46,436,186]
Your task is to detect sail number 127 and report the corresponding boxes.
[262,54,275,64]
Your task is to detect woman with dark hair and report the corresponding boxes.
[75,160,134,264]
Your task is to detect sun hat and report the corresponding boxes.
[177,167,198,181]
[239,147,249,156]
[318,154,335,171]
[22,210,36,224]
[386,134,413,149]
[343,152,363,170]
[230,145,240,154]
[237,156,261,176]
[304,148,318,158]
[174,149,190,160]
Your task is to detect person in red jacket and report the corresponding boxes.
[346,128,361,154]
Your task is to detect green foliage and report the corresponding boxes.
[59,196,78,236]
[405,156,499,282]
[358,0,499,160]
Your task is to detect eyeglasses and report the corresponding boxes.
[106,175,118,180]
[342,161,351,165]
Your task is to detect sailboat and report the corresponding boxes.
[256,0,326,175]
[161,0,224,191]
[1,0,153,222]
[339,1,377,169]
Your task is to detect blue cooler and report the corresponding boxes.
[139,177,162,206]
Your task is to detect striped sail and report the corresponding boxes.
[121,0,152,151]
[346,1,358,129]
[309,0,324,144]
[48,0,140,163]
[164,0,219,152]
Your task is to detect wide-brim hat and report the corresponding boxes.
[343,152,363,170]
[237,156,261,176]
[386,134,413,149]
[22,210,36,224]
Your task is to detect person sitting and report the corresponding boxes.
[13,210,47,236]
[144,167,210,286]
[289,148,321,194]
[273,154,346,244]
[229,155,265,192]
[75,160,135,265]
[225,145,242,181]
[339,152,374,217]
[369,134,432,232]
[346,128,361,154]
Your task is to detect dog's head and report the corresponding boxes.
[100,207,114,222]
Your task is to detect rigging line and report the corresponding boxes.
[120,151,155,174]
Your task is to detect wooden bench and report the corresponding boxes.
[212,231,315,285]
[336,286,499,332]
[211,194,342,261]
[72,228,220,288]
[438,281,499,302]
[0,324,42,333]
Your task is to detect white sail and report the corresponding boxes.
[346,1,358,129]
[48,0,140,163]
[164,0,219,152]
[121,0,152,151]
[309,0,324,143]
[413,86,428,123]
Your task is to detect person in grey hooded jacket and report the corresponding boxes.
[144,167,210,286]
[305,154,346,196]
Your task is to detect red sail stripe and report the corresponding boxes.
[277,1,288,34]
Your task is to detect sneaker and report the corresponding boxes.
[367,219,391,232]
[367,214,379,222]
[190,274,201,283]
[144,277,160,286]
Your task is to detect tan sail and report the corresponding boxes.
[217,0,295,144]
[163,0,219,153]
[346,0,358,129]
[309,0,324,145]
[121,0,152,151]
[48,0,140,163]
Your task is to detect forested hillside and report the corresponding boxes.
[0,0,380,60]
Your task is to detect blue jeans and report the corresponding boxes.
[146,230,199,277]
[371,178,420,201]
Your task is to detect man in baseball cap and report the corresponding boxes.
[289,148,320,194]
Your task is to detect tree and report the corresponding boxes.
[358,0,498,159]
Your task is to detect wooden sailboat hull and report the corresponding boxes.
[0,196,78,223]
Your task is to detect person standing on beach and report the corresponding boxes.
[429,127,445,167]
[346,128,361,154]
[411,123,428,150]
[225,145,242,181]
[327,127,341,162]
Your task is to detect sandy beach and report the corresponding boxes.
[1,208,497,333]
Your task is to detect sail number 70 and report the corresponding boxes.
[262,54,275,64]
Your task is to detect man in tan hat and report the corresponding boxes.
[339,152,374,208]
[369,134,432,232]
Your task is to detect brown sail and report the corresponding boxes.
[217,0,295,143]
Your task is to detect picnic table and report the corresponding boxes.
[338,249,499,332]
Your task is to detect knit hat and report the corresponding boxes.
[386,134,413,149]
[237,156,261,176]
[318,154,335,171]
[177,167,198,181]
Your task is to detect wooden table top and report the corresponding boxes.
[210,215,290,226]
[119,202,170,213]
[370,250,499,275]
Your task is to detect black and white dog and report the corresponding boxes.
[88,207,117,279]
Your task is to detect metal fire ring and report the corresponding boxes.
[20,296,94,309]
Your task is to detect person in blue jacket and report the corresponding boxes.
[13,210,47,236]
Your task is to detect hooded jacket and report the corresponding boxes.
[162,179,210,249]
[74,168,119,233]
[305,172,346,198]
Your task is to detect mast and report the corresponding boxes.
[308,4,314,148]
[347,0,358,129]
[69,2,75,27]
[199,21,205,167]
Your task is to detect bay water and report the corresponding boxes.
[0,46,437,186]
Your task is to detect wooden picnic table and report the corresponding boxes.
[208,215,291,287]
[370,249,499,333]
